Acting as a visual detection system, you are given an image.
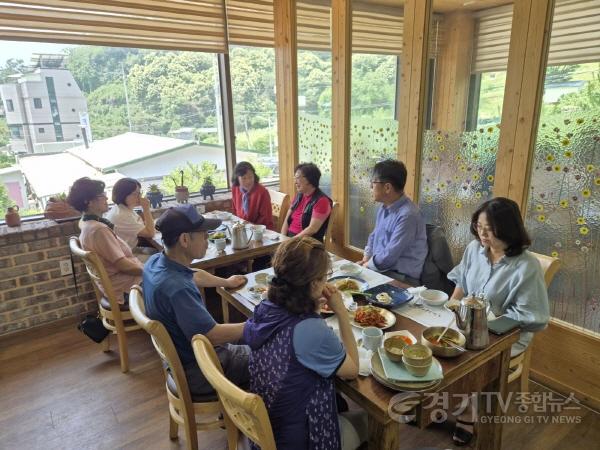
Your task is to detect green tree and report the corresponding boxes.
[546,65,579,84]
[161,161,227,194]
[0,151,16,169]
[0,58,26,83]
[0,117,9,148]
[0,184,10,210]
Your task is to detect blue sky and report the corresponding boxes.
[1,41,73,66]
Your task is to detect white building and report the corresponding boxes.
[67,132,227,190]
[0,165,27,208]
[0,54,88,154]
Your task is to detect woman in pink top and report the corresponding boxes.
[281,163,332,242]
[67,177,143,303]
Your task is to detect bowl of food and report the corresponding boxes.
[383,334,412,362]
[402,356,432,377]
[444,299,461,313]
[402,343,433,367]
[339,263,362,277]
[209,231,227,241]
[419,289,449,307]
[254,273,273,285]
[421,326,466,357]
[248,285,268,300]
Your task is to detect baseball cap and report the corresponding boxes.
[155,204,222,239]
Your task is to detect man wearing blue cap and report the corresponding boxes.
[143,204,249,396]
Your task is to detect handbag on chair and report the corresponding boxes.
[78,314,109,343]
[70,249,109,343]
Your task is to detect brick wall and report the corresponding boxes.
[0,220,97,335]
[0,195,232,336]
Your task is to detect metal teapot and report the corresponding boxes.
[228,222,254,249]
[450,294,489,350]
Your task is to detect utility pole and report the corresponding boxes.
[121,62,132,132]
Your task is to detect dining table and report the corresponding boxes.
[216,256,519,450]
[151,212,288,269]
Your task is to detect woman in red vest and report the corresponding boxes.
[231,161,274,230]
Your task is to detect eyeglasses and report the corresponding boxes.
[370,180,387,187]
[475,223,493,234]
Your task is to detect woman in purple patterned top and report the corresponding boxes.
[243,237,364,449]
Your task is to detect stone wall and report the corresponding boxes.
[0,195,232,336]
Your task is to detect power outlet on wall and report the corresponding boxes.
[59,260,73,276]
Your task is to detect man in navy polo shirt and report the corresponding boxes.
[143,205,249,396]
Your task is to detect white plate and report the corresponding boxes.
[351,305,396,330]
[321,291,354,315]
[371,352,442,392]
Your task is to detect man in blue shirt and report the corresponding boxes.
[358,159,428,285]
[143,205,249,397]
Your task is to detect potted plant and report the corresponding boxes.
[146,184,164,208]
[44,193,80,220]
[173,170,189,204]
[201,176,216,200]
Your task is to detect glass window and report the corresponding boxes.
[229,46,278,184]
[9,124,23,139]
[348,53,400,248]
[347,0,403,249]
[1,41,227,217]
[417,2,514,261]
[524,0,600,331]
[6,99,14,112]
[298,49,332,197]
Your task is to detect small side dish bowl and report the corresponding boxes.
[402,343,433,367]
[383,335,410,362]
[419,289,449,307]
[402,356,432,377]
[339,263,363,277]
[254,273,271,285]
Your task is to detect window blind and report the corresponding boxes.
[472,0,600,73]
[0,0,227,53]
[226,0,274,47]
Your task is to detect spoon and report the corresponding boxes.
[439,337,466,352]
[436,319,453,343]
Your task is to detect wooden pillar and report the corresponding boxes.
[274,0,299,197]
[330,0,351,253]
[397,0,432,202]
[494,0,555,211]
[431,12,475,132]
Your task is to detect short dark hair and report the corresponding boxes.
[372,159,407,192]
[295,162,321,188]
[112,177,141,205]
[268,236,330,315]
[470,197,531,257]
[66,177,105,212]
[231,161,259,186]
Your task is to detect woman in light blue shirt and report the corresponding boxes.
[447,197,549,445]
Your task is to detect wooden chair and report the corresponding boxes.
[267,188,290,231]
[323,201,339,251]
[129,286,223,450]
[507,252,560,392]
[191,334,277,450]
[69,236,140,373]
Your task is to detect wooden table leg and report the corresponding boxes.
[368,416,399,450]
[476,347,511,450]
[221,297,230,323]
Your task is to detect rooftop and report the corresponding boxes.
[68,132,195,171]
